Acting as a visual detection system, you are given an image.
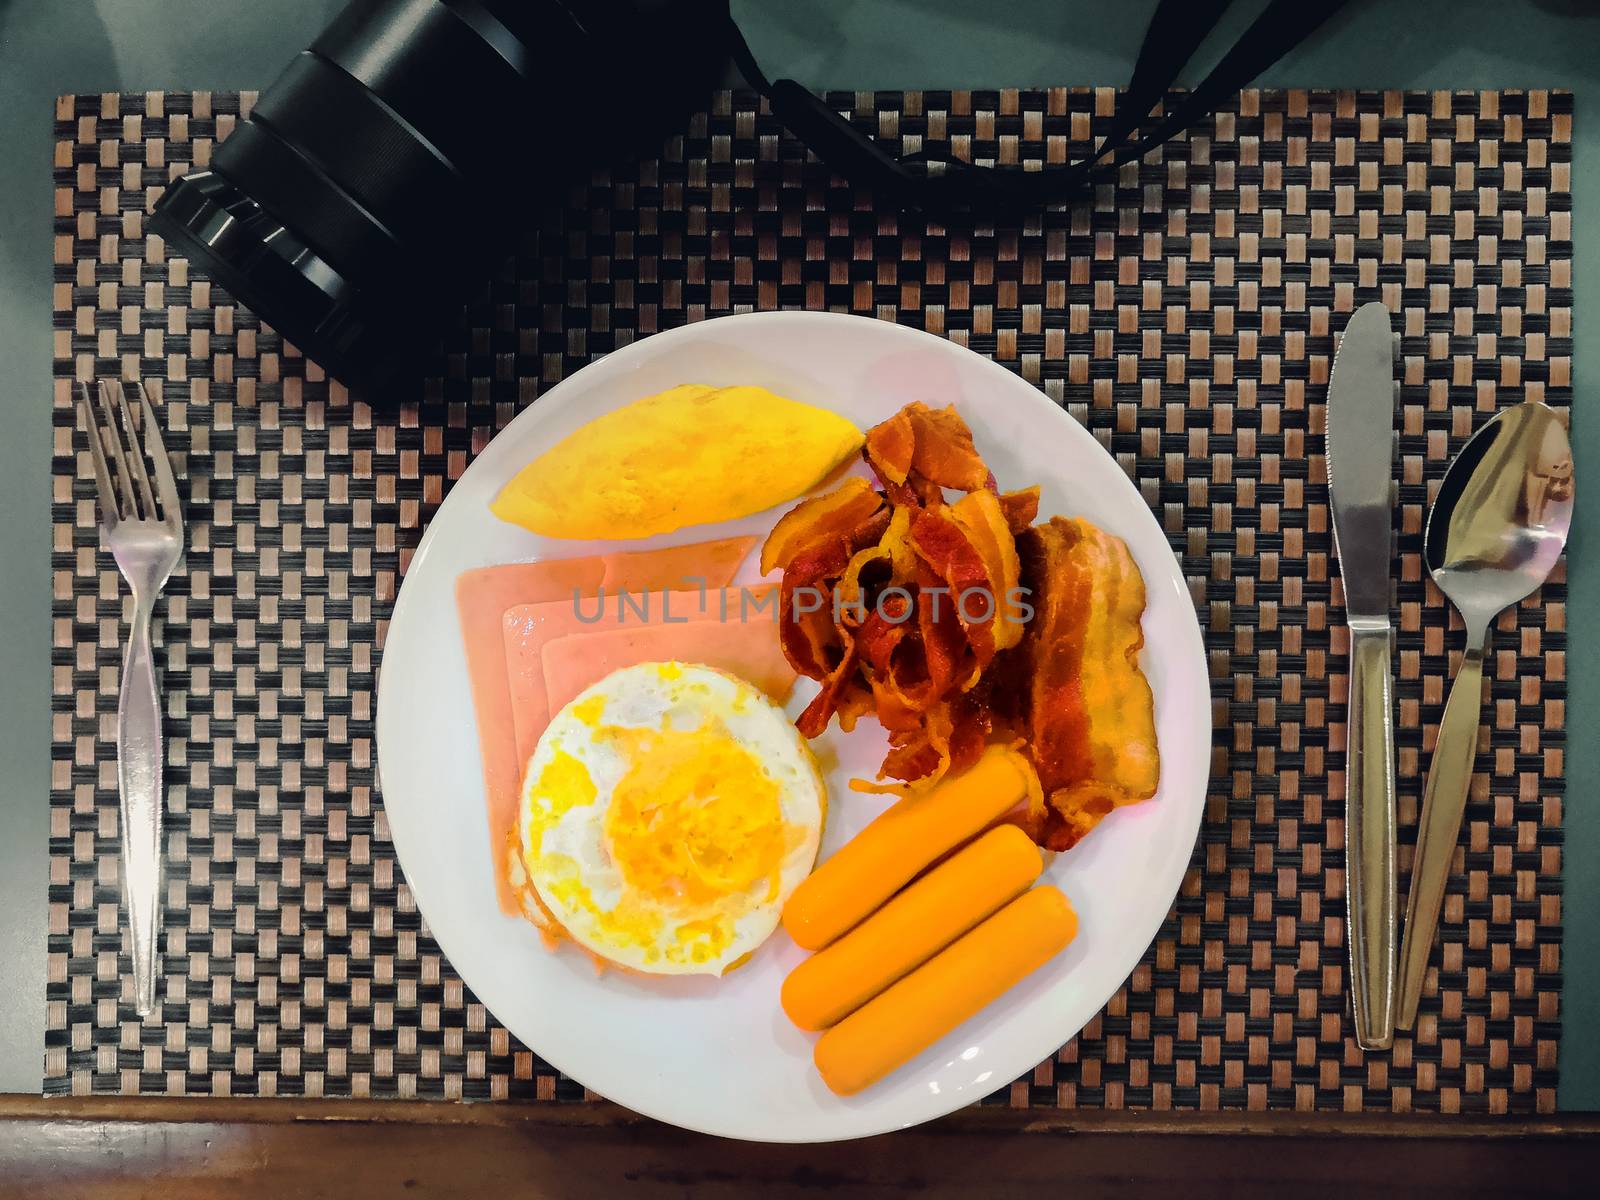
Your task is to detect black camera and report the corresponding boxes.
[150,0,722,388]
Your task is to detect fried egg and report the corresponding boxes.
[516,662,826,975]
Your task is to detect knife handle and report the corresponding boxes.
[1346,620,1397,1051]
[1395,632,1487,1031]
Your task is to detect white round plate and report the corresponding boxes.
[376,311,1209,1142]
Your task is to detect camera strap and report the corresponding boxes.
[721,0,1352,210]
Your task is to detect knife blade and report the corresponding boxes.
[1328,303,1399,620]
[1326,300,1399,1052]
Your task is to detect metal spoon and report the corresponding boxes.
[1394,401,1574,1031]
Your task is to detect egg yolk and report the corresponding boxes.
[525,747,599,855]
[601,724,789,910]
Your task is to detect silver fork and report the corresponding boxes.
[75,380,184,1018]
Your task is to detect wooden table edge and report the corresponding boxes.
[2,1095,1597,1197]
[1,1093,1597,1137]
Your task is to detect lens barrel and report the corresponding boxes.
[150,0,720,389]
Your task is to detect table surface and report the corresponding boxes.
[1,0,1596,1111]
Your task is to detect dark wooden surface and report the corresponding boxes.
[0,1097,1596,1198]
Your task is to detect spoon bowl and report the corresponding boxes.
[1397,401,1573,1030]
[1424,403,1575,627]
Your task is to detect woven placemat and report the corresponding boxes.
[46,88,1569,1113]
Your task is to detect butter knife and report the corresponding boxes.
[1325,301,1399,1051]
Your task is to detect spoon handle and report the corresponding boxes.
[1396,636,1488,1031]
[1346,621,1398,1051]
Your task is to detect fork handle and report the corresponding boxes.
[1396,631,1488,1031]
[118,594,164,1018]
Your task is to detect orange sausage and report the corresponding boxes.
[782,745,1034,951]
[782,825,1043,1031]
[812,886,1078,1096]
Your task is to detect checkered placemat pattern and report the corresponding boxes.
[46,88,1569,1112]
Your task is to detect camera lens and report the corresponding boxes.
[149,0,723,389]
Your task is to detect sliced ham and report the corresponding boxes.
[534,585,795,720]
[455,537,754,913]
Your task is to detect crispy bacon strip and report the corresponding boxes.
[999,486,1041,534]
[855,601,909,672]
[864,402,992,495]
[761,475,884,575]
[948,490,1024,653]
[832,678,876,733]
[863,409,917,486]
[776,505,892,670]
[834,540,892,628]
[943,691,993,780]
[909,490,1023,664]
[878,504,918,581]
[797,637,860,738]
[880,705,952,783]
[777,503,892,736]
[1016,516,1159,850]
[914,565,973,697]
[876,692,992,788]
[778,539,849,680]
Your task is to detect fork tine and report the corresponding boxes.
[111,382,158,522]
[96,380,141,520]
[75,381,122,528]
[135,383,183,533]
